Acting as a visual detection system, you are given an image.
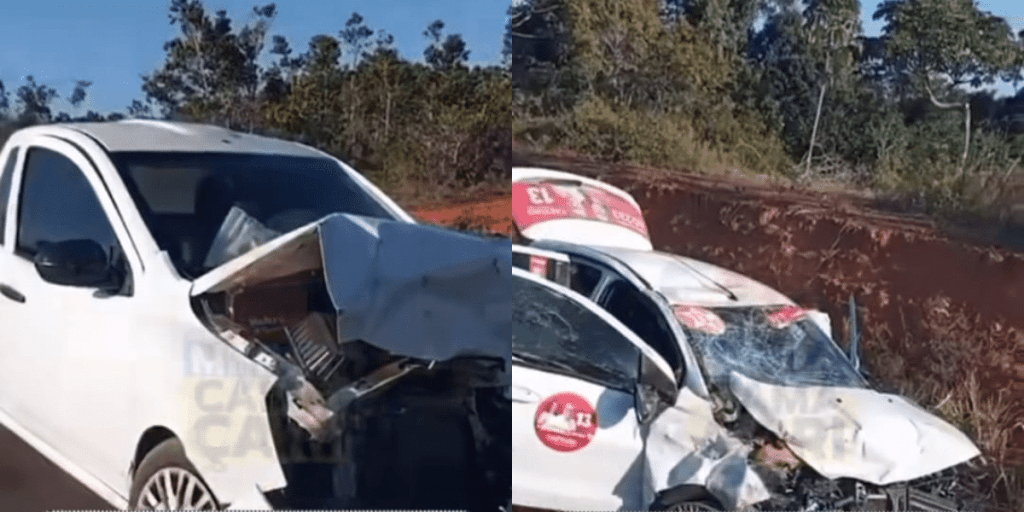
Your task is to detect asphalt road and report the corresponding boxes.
[0,425,113,511]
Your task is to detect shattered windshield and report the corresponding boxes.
[677,306,867,390]
[513,277,639,392]
[110,152,399,278]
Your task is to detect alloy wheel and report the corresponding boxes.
[137,467,217,510]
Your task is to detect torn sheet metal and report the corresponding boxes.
[192,212,511,364]
[646,388,771,510]
[728,371,981,485]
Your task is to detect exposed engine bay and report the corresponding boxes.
[719,407,986,511]
[647,302,984,512]
[191,210,512,509]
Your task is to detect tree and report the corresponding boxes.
[875,0,1022,174]
[506,0,571,90]
[141,0,277,127]
[674,0,765,61]
[339,12,374,69]
[749,0,885,175]
[127,99,155,119]
[16,76,58,123]
[67,80,94,120]
[423,20,470,71]
[801,0,862,174]
[0,80,9,116]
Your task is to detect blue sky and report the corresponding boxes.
[0,1,507,115]
[1,1,1022,116]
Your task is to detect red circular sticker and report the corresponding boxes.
[534,392,598,452]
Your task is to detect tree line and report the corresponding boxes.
[510,0,1024,217]
[1,1,511,202]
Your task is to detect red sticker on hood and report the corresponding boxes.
[673,305,726,335]
[766,305,807,329]
[535,393,598,452]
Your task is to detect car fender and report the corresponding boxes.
[173,364,286,506]
[129,315,287,506]
[644,388,771,510]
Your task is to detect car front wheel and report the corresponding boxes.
[128,438,220,510]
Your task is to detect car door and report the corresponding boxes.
[0,140,142,494]
[512,270,675,511]
[0,142,31,419]
[598,278,687,381]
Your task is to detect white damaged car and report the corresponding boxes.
[0,121,510,510]
[510,167,982,511]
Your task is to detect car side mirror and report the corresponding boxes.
[34,239,122,290]
[635,382,661,425]
[636,354,676,425]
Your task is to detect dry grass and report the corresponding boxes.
[857,295,1024,509]
[934,370,1023,466]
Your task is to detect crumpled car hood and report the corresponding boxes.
[191,213,512,363]
[729,372,981,485]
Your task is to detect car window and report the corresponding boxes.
[0,148,18,245]
[602,280,683,377]
[513,277,640,392]
[16,147,124,264]
[569,261,603,298]
[110,152,398,278]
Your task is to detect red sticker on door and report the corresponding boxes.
[534,392,598,452]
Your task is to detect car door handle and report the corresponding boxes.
[0,284,25,304]
[510,385,540,404]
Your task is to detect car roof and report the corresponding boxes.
[532,240,794,308]
[47,120,324,157]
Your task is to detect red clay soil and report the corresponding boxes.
[514,151,1024,467]
[413,194,514,235]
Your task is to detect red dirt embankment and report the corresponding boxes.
[414,195,514,236]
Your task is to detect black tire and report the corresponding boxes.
[128,437,220,510]
[649,484,724,512]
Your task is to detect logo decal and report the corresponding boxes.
[766,305,807,329]
[534,392,598,452]
[673,305,727,335]
[512,181,649,238]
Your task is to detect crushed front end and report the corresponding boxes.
[667,305,984,511]
[191,212,511,509]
